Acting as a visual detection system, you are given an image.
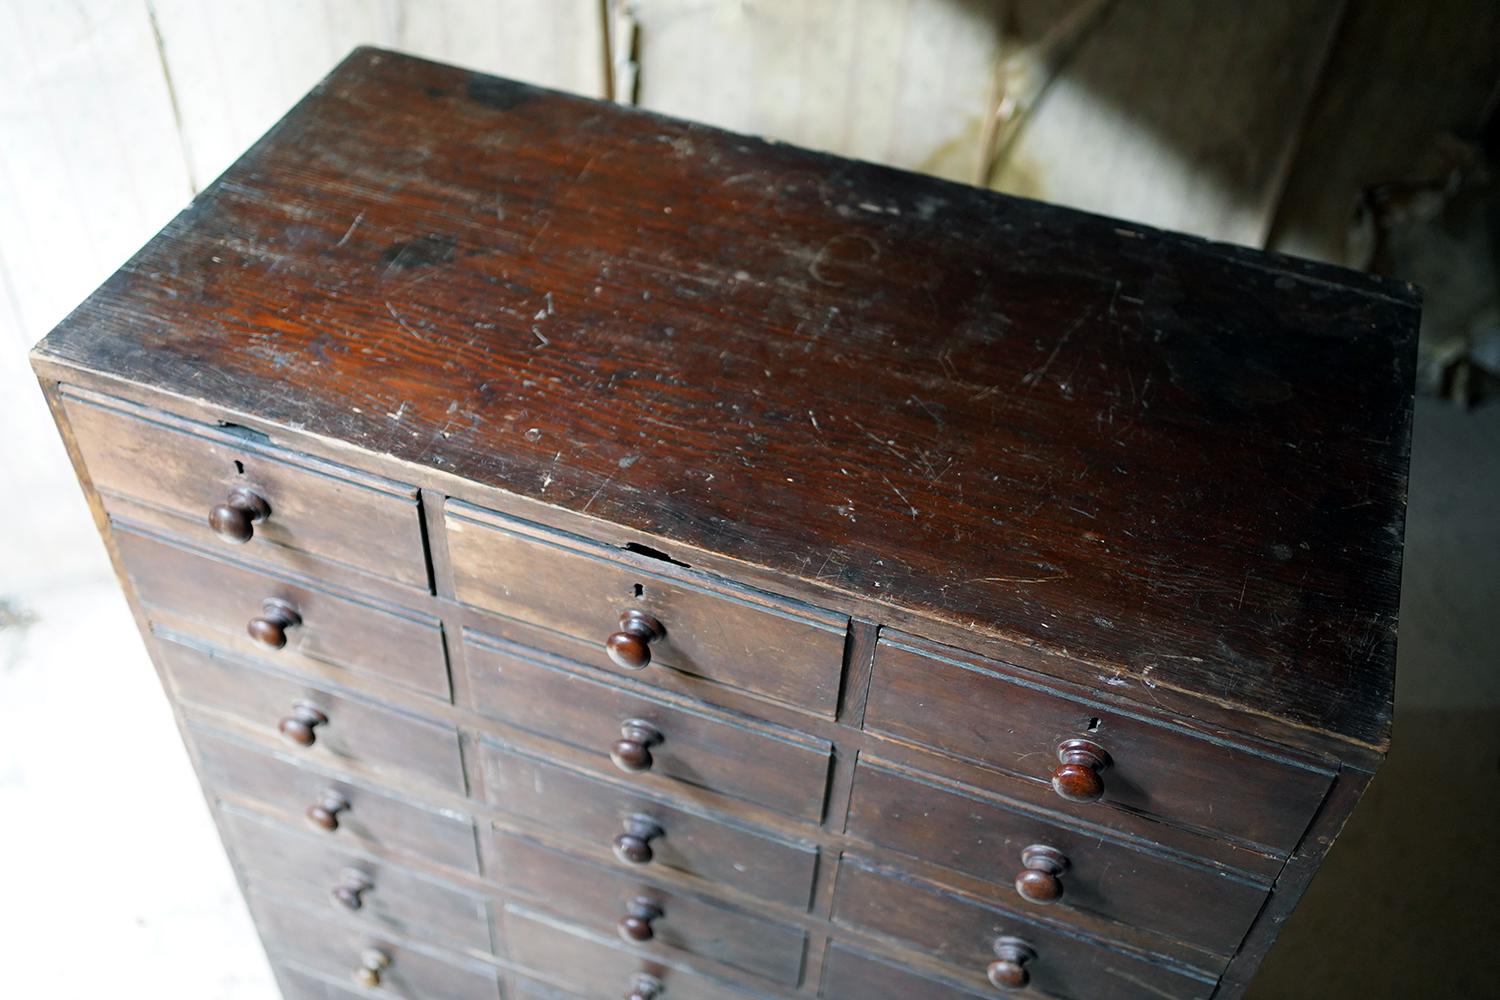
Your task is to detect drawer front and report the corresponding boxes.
[447,502,848,715]
[193,726,478,874]
[482,741,818,909]
[492,829,806,987]
[833,857,1215,1000]
[502,906,754,1000]
[865,635,1331,852]
[821,943,984,1000]
[845,757,1266,956]
[160,634,465,794]
[119,528,449,698]
[466,631,831,821]
[224,806,491,953]
[63,388,428,588]
[251,894,501,1000]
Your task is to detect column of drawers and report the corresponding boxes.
[60,384,1331,1000]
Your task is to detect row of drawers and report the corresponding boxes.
[204,724,1217,999]
[71,386,1328,995]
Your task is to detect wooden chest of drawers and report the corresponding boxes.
[32,49,1416,999]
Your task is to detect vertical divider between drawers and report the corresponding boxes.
[803,618,881,995]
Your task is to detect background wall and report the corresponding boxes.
[2,2,1497,998]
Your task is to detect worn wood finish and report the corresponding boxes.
[193,725,479,875]
[117,527,449,697]
[31,49,1417,1000]
[845,756,1268,957]
[250,893,501,1000]
[502,906,759,1000]
[447,501,849,715]
[62,385,430,588]
[32,47,1416,750]
[465,629,831,821]
[833,855,1217,999]
[866,633,1333,853]
[492,828,807,986]
[223,805,492,953]
[481,740,818,910]
[158,633,465,794]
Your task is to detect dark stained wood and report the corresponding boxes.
[116,526,449,698]
[491,829,807,986]
[447,502,848,716]
[865,633,1333,853]
[223,805,491,952]
[249,893,501,999]
[501,906,760,1000]
[832,855,1218,999]
[158,632,465,794]
[820,942,988,1000]
[29,48,1417,1000]
[464,628,832,821]
[61,387,429,590]
[32,48,1415,749]
[192,725,479,874]
[480,740,819,909]
[844,756,1268,957]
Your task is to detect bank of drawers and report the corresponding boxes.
[81,389,1335,998]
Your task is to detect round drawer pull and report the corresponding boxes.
[208,486,270,544]
[606,610,665,670]
[610,719,663,774]
[306,789,350,832]
[617,896,663,943]
[613,814,664,865]
[986,936,1037,990]
[1051,737,1110,803]
[1014,845,1069,904]
[351,947,391,989]
[626,973,663,1000]
[278,701,328,747]
[331,869,373,911]
[247,598,302,650]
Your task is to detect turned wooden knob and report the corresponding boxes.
[606,610,665,670]
[1051,737,1110,803]
[208,486,270,543]
[613,814,663,865]
[611,719,662,774]
[306,789,350,832]
[331,869,373,911]
[1014,844,1069,904]
[351,947,390,989]
[986,937,1037,990]
[278,701,328,747]
[625,973,663,1000]
[247,598,301,650]
[617,896,663,942]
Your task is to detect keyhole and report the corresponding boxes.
[1086,717,1101,732]
[233,460,245,475]
[633,583,644,598]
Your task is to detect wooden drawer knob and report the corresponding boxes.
[626,973,663,1000]
[613,814,663,865]
[278,701,328,747]
[247,598,302,650]
[208,486,270,543]
[1051,737,1110,803]
[351,947,391,989]
[331,868,373,911]
[617,896,663,942]
[611,719,663,774]
[306,789,350,832]
[606,610,665,670]
[986,937,1037,990]
[1014,845,1069,904]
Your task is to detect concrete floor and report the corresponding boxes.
[1,316,1496,997]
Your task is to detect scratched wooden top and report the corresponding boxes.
[35,49,1417,749]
